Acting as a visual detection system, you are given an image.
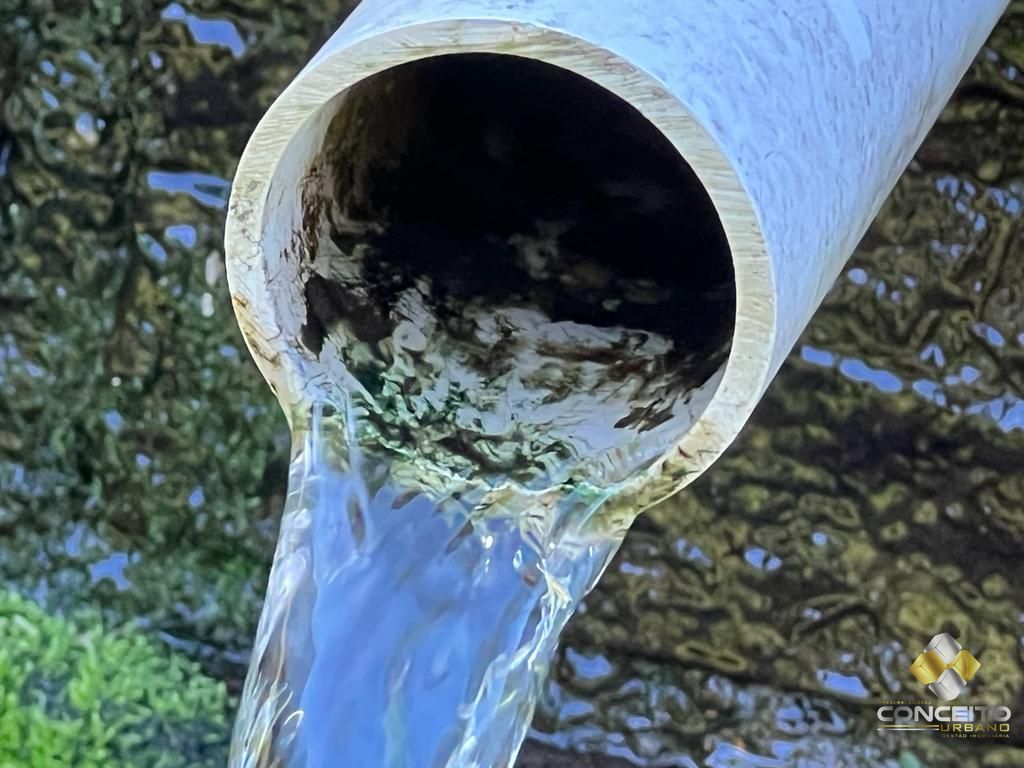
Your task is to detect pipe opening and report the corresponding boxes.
[284,53,735,489]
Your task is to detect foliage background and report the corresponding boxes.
[1,1,1023,765]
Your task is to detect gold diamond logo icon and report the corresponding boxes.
[910,633,980,701]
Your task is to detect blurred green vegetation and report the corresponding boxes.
[0,589,230,767]
[0,0,1023,766]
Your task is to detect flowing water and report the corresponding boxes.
[231,401,623,767]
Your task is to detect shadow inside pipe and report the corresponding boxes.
[295,53,736,487]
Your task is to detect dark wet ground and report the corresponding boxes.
[1,1,1023,766]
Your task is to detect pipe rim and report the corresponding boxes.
[225,17,777,508]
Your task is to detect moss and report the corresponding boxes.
[0,590,230,768]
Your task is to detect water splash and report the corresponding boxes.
[230,400,625,767]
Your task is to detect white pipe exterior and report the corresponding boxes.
[225,0,1008,509]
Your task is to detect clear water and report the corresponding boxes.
[230,401,624,767]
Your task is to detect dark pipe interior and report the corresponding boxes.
[296,53,736,483]
[307,53,734,372]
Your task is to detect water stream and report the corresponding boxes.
[230,400,625,767]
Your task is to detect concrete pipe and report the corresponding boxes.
[224,1,1008,765]
[226,0,1007,510]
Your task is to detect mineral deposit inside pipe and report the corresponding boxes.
[231,55,736,766]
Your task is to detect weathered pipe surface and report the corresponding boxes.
[227,0,1009,507]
